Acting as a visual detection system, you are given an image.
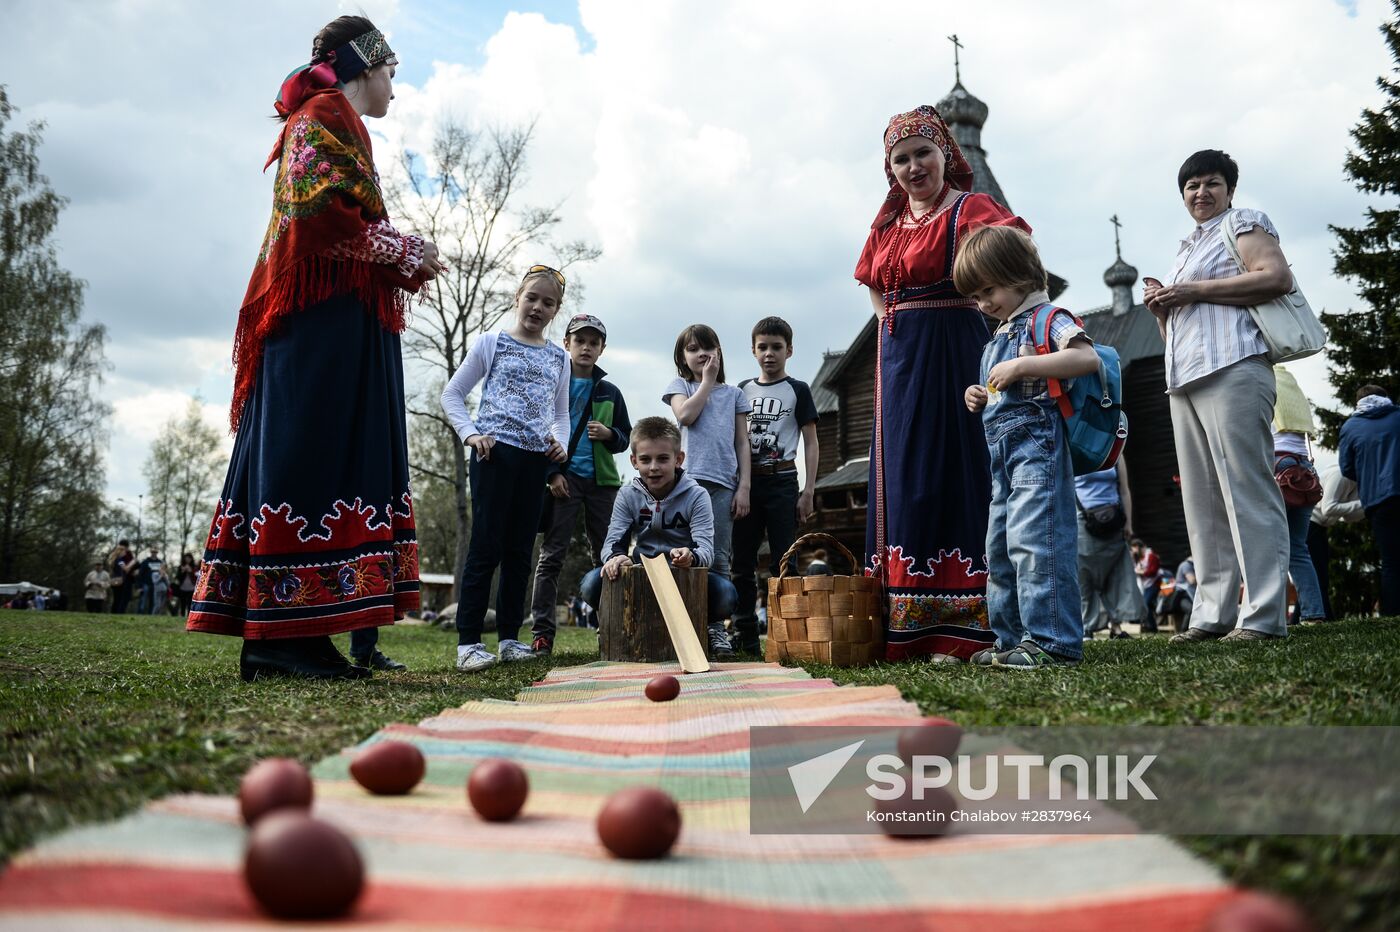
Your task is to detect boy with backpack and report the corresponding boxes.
[956,226,1112,669]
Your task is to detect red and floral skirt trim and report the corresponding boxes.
[187,495,420,640]
[870,544,993,662]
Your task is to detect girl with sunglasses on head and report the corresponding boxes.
[441,266,571,672]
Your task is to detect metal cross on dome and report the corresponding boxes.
[947,34,964,83]
[1110,214,1124,259]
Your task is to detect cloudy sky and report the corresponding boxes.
[7,0,1394,509]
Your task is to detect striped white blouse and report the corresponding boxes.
[1164,207,1275,391]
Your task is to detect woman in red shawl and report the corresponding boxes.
[854,105,1031,662]
[187,16,442,680]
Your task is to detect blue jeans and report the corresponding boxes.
[580,564,737,625]
[1285,503,1325,620]
[984,406,1083,660]
[696,480,735,580]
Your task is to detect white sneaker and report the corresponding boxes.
[456,643,498,672]
[498,639,536,663]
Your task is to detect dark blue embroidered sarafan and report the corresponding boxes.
[188,294,420,638]
[855,192,1032,661]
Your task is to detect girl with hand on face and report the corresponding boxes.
[663,325,752,588]
[441,266,571,672]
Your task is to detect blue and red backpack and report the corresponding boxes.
[1029,303,1128,475]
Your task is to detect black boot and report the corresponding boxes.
[239,637,371,682]
[730,619,761,657]
[350,649,407,671]
[308,635,373,678]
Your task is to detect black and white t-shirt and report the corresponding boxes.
[738,376,819,470]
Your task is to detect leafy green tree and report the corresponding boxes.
[1318,3,1400,615]
[0,87,109,596]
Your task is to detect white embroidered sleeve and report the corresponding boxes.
[326,220,424,277]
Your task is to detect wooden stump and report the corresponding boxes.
[599,563,709,663]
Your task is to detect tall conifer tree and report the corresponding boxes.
[1317,2,1400,614]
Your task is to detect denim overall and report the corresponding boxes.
[979,310,1084,660]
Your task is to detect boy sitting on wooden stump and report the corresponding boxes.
[581,417,738,659]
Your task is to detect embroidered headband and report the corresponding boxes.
[330,29,397,84]
[870,104,974,229]
[881,105,972,191]
[274,28,397,118]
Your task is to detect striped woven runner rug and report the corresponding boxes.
[0,661,1242,929]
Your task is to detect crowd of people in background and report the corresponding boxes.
[2,588,66,611]
[56,541,204,617]
[1092,378,1399,639]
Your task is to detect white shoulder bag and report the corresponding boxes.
[1219,209,1326,363]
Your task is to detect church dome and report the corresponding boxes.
[936,81,988,129]
[1104,256,1138,288]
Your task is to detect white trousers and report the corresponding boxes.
[1168,355,1289,636]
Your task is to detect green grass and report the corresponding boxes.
[814,621,1400,725]
[2,612,1397,929]
[0,613,601,864]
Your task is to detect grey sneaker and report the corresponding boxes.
[1221,627,1285,642]
[993,640,1080,670]
[1169,627,1226,644]
[707,624,735,660]
[970,647,1001,666]
[456,643,498,672]
[498,639,536,662]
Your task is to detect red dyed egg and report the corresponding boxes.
[244,812,363,919]
[645,675,681,702]
[467,759,529,822]
[597,787,682,859]
[874,784,957,840]
[895,717,963,767]
[1204,892,1315,932]
[239,758,314,825]
[349,740,426,795]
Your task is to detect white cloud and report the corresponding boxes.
[9,0,1396,511]
[377,0,1394,440]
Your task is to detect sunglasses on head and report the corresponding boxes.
[525,264,566,290]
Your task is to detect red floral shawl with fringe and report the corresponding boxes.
[230,87,419,431]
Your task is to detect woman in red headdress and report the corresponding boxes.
[853,105,1031,662]
[186,15,443,680]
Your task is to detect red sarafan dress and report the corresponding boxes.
[855,191,1030,661]
[187,87,424,640]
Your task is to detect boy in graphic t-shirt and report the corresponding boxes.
[731,316,820,656]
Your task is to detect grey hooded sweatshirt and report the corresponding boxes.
[601,469,714,567]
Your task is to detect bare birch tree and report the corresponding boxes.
[142,399,224,560]
[386,120,599,598]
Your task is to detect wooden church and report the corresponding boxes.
[809,75,1190,569]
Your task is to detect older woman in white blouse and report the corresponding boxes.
[1144,149,1295,642]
